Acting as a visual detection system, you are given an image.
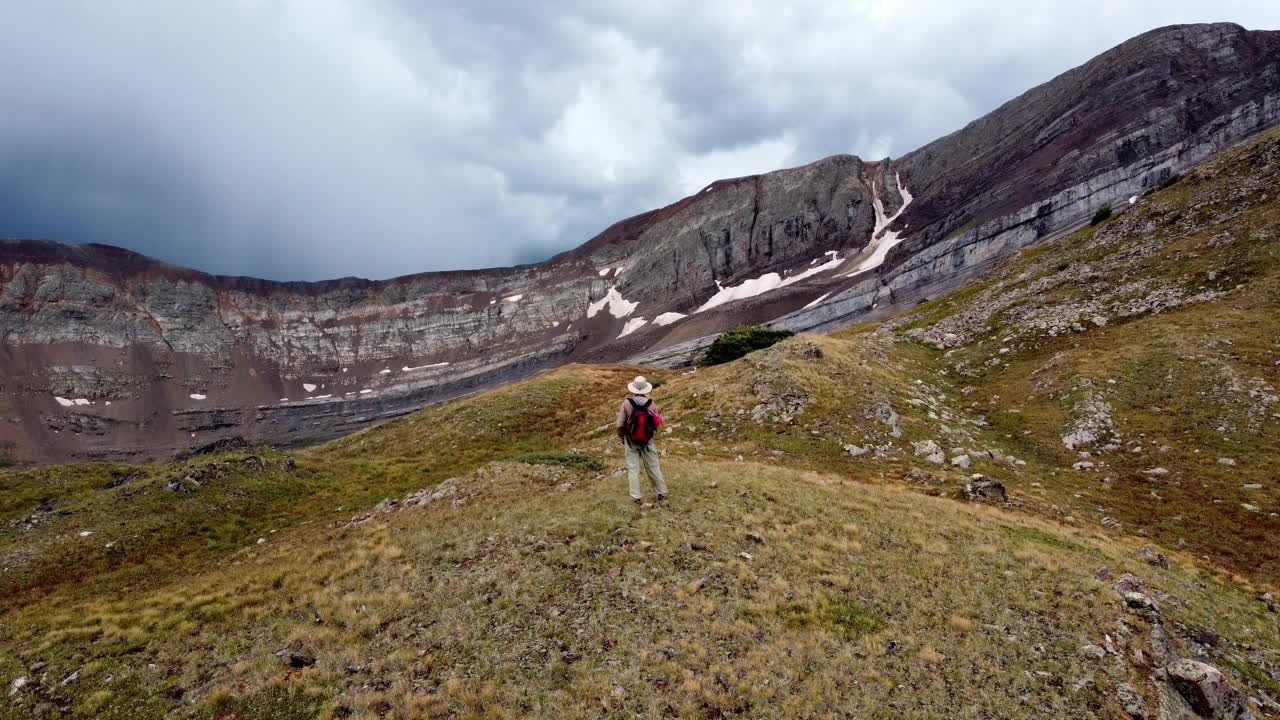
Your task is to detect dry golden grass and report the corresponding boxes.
[3,455,1275,718]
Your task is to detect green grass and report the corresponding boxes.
[1001,525,1099,558]
[773,594,885,640]
[1222,656,1280,696]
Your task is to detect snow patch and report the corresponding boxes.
[503,294,523,302]
[360,389,372,394]
[189,393,207,400]
[803,292,833,309]
[55,396,93,406]
[618,317,648,338]
[842,175,913,277]
[586,287,638,319]
[653,312,687,327]
[402,362,449,372]
[1128,195,1138,205]
[302,383,317,393]
[279,398,289,402]
[598,267,612,277]
[695,250,845,313]
[379,368,391,375]
[309,394,332,400]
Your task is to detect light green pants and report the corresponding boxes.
[624,440,668,500]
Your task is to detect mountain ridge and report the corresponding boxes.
[3,21,1279,463]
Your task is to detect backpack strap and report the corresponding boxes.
[628,398,652,410]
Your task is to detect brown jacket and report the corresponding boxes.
[616,395,659,434]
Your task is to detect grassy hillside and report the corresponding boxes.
[3,131,1280,718]
[3,451,1275,719]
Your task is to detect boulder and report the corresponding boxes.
[913,439,945,464]
[950,454,971,469]
[1189,627,1220,647]
[964,475,1007,503]
[1124,591,1156,611]
[1113,573,1144,595]
[1164,659,1253,719]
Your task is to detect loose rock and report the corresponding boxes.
[8,676,27,696]
[1078,644,1106,660]
[275,639,317,668]
[1138,546,1169,569]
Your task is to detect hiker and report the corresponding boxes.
[617,375,668,504]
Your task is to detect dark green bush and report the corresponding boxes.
[1157,173,1180,191]
[515,451,604,471]
[1090,206,1112,226]
[700,325,795,366]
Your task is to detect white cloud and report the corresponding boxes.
[2,1,1279,279]
[676,134,797,195]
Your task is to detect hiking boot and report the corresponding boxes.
[632,497,643,506]
[657,494,668,503]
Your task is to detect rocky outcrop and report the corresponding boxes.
[4,23,1279,462]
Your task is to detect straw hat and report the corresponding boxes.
[627,375,653,395]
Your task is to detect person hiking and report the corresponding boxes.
[617,375,668,505]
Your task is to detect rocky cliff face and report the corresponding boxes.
[3,23,1278,463]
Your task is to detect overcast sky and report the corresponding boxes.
[3,2,1278,280]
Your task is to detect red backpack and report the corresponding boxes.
[626,398,659,444]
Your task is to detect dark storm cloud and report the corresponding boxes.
[2,1,1278,280]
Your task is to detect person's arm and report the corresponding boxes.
[616,399,628,438]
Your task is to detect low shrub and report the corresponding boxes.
[515,451,604,471]
[1090,206,1112,226]
[773,594,884,640]
[700,326,795,366]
